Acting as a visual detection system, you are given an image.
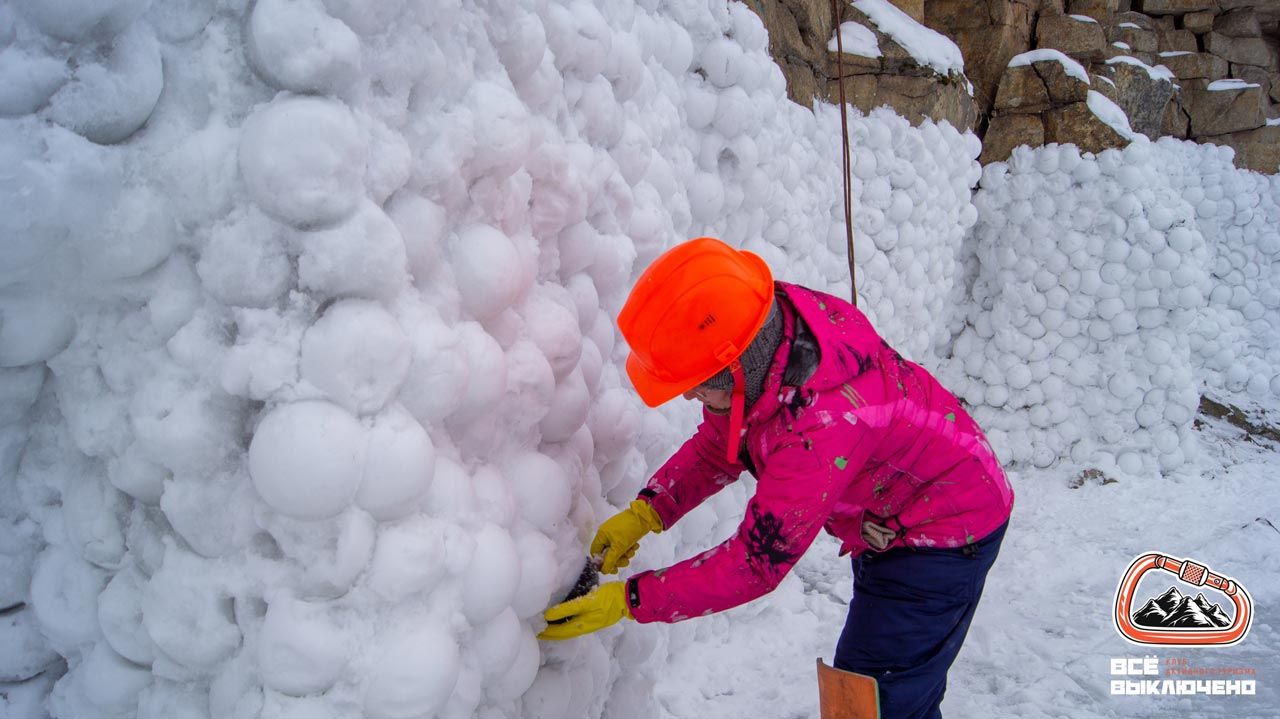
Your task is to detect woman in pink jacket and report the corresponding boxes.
[541,238,1014,719]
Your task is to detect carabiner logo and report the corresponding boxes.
[1114,553,1252,646]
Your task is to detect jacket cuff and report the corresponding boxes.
[636,488,679,531]
[624,573,656,624]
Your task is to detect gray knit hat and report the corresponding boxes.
[699,300,783,407]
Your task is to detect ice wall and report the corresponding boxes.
[939,138,1280,477]
[0,1,979,718]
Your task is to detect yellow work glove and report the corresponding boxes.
[590,499,664,575]
[538,582,631,641]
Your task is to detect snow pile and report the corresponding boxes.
[943,138,1280,478]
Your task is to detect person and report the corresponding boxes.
[538,237,1014,719]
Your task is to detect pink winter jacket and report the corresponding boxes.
[626,283,1014,624]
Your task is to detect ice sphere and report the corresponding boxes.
[470,608,523,683]
[77,641,152,715]
[540,370,591,443]
[0,605,59,682]
[239,95,367,228]
[523,667,572,718]
[452,224,526,320]
[503,450,572,534]
[247,0,361,95]
[450,323,508,423]
[259,596,347,696]
[357,406,436,521]
[687,171,725,223]
[366,516,447,603]
[295,200,409,301]
[399,312,469,424]
[0,297,75,368]
[487,626,539,702]
[249,400,367,520]
[510,529,558,619]
[461,523,521,624]
[30,546,107,651]
[15,0,148,40]
[700,38,744,88]
[1117,451,1143,475]
[198,210,291,309]
[302,300,410,415]
[143,550,241,670]
[46,24,162,144]
[469,81,533,176]
[490,10,546,84]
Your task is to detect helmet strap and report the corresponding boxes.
[726,359,746,464]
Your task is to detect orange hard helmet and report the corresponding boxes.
[618,237,775,407]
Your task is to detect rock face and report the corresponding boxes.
[748,0,1280,172]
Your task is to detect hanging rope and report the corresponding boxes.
[830,0,858,307]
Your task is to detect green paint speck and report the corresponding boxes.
[834,457,848,470]
[944,412,956,422]
[966,534,976,544]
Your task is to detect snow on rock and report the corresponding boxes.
[828,21,882,57]
[852,0,964,77]
[1087,90,1142,142]
[1009,49,1091,85]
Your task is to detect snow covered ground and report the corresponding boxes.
[1,1,1277,718]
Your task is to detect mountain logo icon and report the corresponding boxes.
[1114,553,1252,646]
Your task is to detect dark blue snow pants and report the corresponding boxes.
[833,521,1007,719]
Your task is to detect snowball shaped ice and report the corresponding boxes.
[461,523,522,624]
[356,406,436,521]
[258,596,347,696]
[247,0,362,96]
[45,24,163,144]
[239,95,368,228]
[249,400,367,520]
[301,299,410,415]
[503,451,572,534]
[364,623,460,719]
[451,224,526,320]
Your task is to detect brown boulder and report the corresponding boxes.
[1157,27,1198,53]
[994,65,1052,111]
[1068,0,1118,22]
[1114,25,1161,53]
[1140,0,1218,15]
[1106,57,1179,137]
[1204,33,1274,67]
[1159,51,1229,79]
[1161,96,1192,137]
[887,0,926,23]
[1202,125,1280,173]
[1231,65,1273,100]
[981,113,1046,163]
[1181,10,1216,33]
[1044,99,1130,153]
[994,53,1092,112]
[1036,13,1108,61]
[925,0,1035,115]
[1213,8,1261,37]
[1184,81,1269,136]
[1114,11,1156,30]
[825,72,979,129]
[751,0,832,107]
